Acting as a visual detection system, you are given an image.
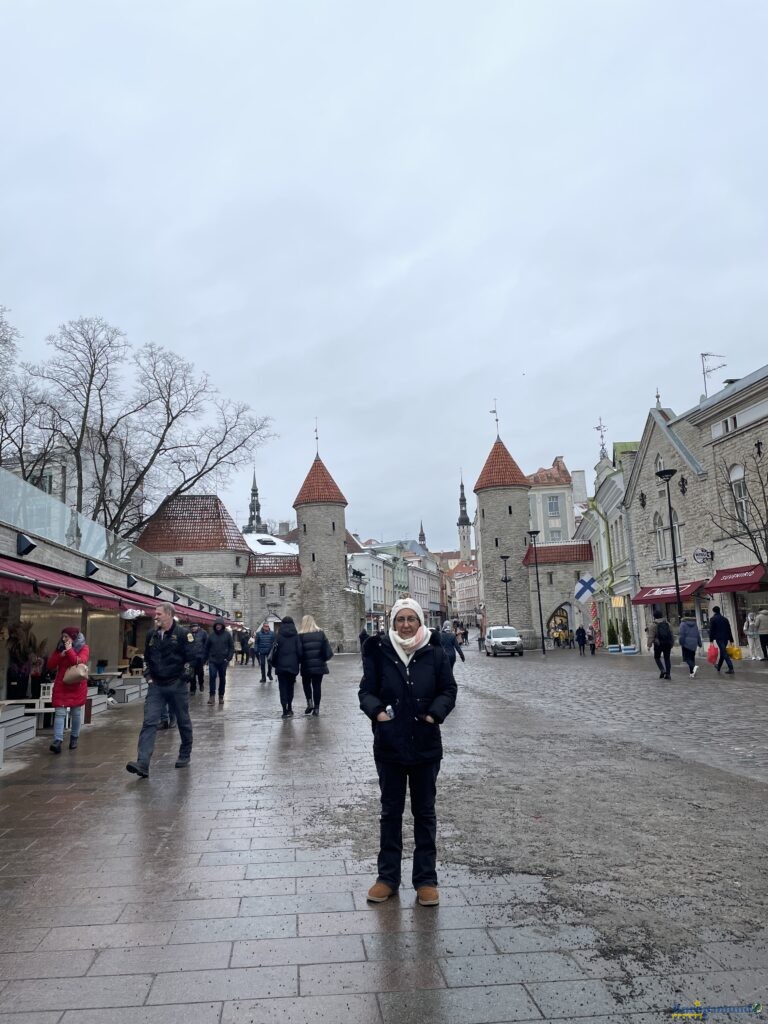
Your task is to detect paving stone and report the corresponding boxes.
[61,1005,222,1024]
[240,892,355,916]
[231,935,365,967]
[439,952,587,986]
[0,1013,62,1024]
[0,930,48,954]
[351,887,468,910]
[118,897,241,922]
[38,922,175,951]
[221,993,381,1024]
[524,978,629,1017]
[244,861,350,878]
[462,882,548,906]
[378,983,543,1023]
[363,928,499,960]
[300,959,445,995]
[703,940,768,970]
[199,849,297,865]
[0,974,153,1012]
[146,966,297,1003]
[169,915,297,943]
[571,946,725,978]
[489,925,602,953]
[89,940,232,975]
[1,905,122,929]
[0,950,96,981]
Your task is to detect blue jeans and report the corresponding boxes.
[375,759,441,890]
[209,662,228,697]
[715,640,734,672]
[136,681,193,766]
[258,652,272,680]
[54,705,82,742]
[159,698,176,727]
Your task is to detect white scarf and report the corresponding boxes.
[388,625,431,666]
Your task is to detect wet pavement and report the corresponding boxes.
[0,645,766,1022]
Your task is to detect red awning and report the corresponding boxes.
[0,556,122,608]
[702,564,766,594]
[631,580,707,605]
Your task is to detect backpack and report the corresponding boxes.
[655,621,673,646]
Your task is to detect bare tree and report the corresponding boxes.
[14,316,272,540]
[709,452,768,570]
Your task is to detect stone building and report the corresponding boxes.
[522,541,595,637]
[473,436,533,630]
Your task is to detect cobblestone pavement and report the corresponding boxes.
[0,645,766,1023]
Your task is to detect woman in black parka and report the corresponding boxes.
[298,615,334,715]
[269,616,302,717]
[358,597,457,907]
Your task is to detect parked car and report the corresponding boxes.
[485,625,524,657]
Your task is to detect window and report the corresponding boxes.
[547,572,554,586]
[508,505,512,514]
[654,512,666,560]
[259,584,267,597]
[574,570,581,581]
[481,508,485,518]
[303,523,307,533]
[547,495,560,517]
[279,583,285,597]
[175,557,184,566]
[311,553,316,562]
[654,453,664,475]
[730,465,748,523]
[232,583,239,599]
[332,521,336,532]
[235,556,241,567]
[722,415,738,434]
[671,510,682,553]
[550,530,561,543]
[494,537,499,548]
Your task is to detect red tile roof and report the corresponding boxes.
[248,555,301,577]
[137,495,251,553]
[474,438,529,491]
[293,456,347,507]
[522,542,593,566]
[527,456,572,487]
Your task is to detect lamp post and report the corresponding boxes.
[527,530,547,657]
[655,468,683,620]
[499,555,511,625]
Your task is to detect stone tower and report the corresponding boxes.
[418,521,426,548]
[293,454,361,649]
[242,470,264,534]
[474,437,532,629]
[457,476,471,563]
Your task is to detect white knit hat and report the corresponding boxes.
[390,597,425,627]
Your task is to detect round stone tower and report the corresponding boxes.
[474,437,532,629]
[293,454,357,648]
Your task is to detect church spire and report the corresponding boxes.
[242,469,265,534]
[418,520,426,547]
[457,475,471,563]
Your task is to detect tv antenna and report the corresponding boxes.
[701,353,726,398]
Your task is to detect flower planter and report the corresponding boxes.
[621,645,637,655]
[607,644,622,654]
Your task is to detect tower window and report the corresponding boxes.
[332,521,336,532]
[481,509,485,519]
[175,557,183,566]
[235,556,241,567]
[508,505,512,514]
[494,538,499,548]
[312,553,316,562]
[232,583,239,599]
[547,572,554,586]
[279,583,285,597]
[259,584,266,597]
[303,523,307,534]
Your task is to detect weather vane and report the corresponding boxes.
[490,399,500,437]
[594,417,608,460]
[314,417,319,455]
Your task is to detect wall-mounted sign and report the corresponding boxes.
[693,547,713,564]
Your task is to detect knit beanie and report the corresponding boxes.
[390,598,425,627]
[62,626,80,640]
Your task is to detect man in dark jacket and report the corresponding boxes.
[206,618,234,703]
[647,612,673,679]
[188,624,208,694]
[709,606,735,674]
[438,622,465,667]
[270,616,302,717]
[126,603,195,779]
[255,623,275,682]
[359,597,457,908]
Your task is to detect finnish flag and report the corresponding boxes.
[574,576,598,603]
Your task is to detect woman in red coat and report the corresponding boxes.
[46,626,89,754]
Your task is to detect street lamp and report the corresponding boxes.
[655,468,683,620]
[527,530,547,657]
[499,555,511,625]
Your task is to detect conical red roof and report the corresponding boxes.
[474,438,529,491]
[293,455,347,507]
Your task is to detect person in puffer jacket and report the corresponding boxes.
[298,615,334,715]
[205,618,234,704]
[255,623,275,682]
[359,597,457,909]
[678,612,702,678]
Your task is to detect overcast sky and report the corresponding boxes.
[2,1,766,550]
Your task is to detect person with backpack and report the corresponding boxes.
[647,612,674,679]
[678,612,702,678]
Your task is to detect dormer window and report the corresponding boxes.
[654,454,664,475]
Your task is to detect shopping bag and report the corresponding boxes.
[726,643,742,661]
[706,643,718,665]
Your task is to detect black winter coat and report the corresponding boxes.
[708,612,733,645]
[300,630,334,676]
[359,632,457,765]
[438,629,465,664]
[206,623,234,664]
[270,621,302,675]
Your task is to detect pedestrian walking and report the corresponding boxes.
[438,621,465,668]
[678,611,702,678]
[256,623,275,681]
[237,630,250,666]
[188,623,208,693]
[709,606,735,674]
[575,625,587,656]
[46,626,89,754]
[477,633,485,652]
[126,603,194,779]
[755,607,768,660]
[647,612,673,679]
[247,632,258,667]
[744,611,761,661]
[586,625,596,655]
[298,614,334,715]
[359,597,457,908]
[270,616,302,718]
[206,618,234,703]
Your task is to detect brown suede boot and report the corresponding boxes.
[416,885,440,906]
[366,881,395,903]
